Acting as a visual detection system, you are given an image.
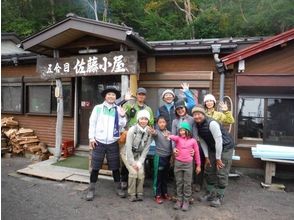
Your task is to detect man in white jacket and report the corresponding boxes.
[86,86,127,201]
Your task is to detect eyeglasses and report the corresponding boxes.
[176,107,185,110]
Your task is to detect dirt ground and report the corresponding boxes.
[1,157,294,220]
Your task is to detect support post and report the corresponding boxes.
[53,49,64,161]
[219,73,225,102]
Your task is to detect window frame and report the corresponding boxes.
[1,77,24,114]
[24,79,74,117]
[237,94,294,146]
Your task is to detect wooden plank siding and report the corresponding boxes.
[238,41,294,74]
[1,114,74,147]
[155,56,214,72]
[2,64,38,77]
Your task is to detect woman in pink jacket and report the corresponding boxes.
[168,122,201,211]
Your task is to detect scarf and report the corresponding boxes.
[104,101,120,138]
[113,106,119,138]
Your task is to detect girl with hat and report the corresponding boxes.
[203,94,235,125]
[167,122,201,211]
[120,109,153,202]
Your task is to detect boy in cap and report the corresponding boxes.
[192,105,234,207]
[86,86,127,201]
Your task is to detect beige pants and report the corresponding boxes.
[121,153,145,196]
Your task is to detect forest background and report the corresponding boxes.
[2,0,294,40]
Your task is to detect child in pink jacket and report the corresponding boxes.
[168,121,201,211]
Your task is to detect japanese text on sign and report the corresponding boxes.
[37,51,137,79]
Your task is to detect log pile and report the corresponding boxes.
[1,117,50,160]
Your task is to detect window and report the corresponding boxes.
[238,97,294,146]
[26,83,73,116]
[1,83,23,113]
[145,88,209,114]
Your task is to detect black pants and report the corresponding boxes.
[120,163,129,182]
[153,155,170,196]
[90,169,120,183]
[193,144,205,186]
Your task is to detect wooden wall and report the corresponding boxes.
[2,114,74,147]
[2,64,38,77]
[241,41,294,74]
[2,64,74,148]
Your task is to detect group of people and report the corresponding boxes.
[86,84,235,211]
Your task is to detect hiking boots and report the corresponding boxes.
[182,201,190,211]
[173,200,182,210]
[137,194,144,201]
[162,193,172,201]
[128,195,137,202]
[155,196,163,204]
[115,182,125,197]
[210,194,224,208]
[120,182,128,198]
[86,183,96,201]
[198,191,215,202]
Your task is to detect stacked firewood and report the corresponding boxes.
[1,117,50,160]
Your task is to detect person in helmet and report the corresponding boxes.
[203,94,235,125]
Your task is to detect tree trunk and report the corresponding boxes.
[49,0,56,24]
[103,0,109,22]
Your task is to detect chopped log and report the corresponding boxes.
[1,117,19,127]
[17,136,38,141]
[19,139,40,145]
[3,129,18,138]
[28,145,41,153]
[17,128,34,136]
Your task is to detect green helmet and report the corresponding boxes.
[179,122,191,132]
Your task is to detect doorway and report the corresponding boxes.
[78,75,121,145]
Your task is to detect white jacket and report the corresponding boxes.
[89,101,127,144]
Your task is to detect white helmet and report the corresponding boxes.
[203,94,216,103]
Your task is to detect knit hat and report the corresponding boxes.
[174,99,186,109]
[191,105,206,115]
[101,86,121,99]
[179,122,191,132]
[161,89,175,100]
[136,109,150,121]
[203,94,216,103]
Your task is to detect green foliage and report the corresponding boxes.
[1,0,294,40]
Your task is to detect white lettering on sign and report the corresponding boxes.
[86,57,98,73]
[112,55,128,73]
[64,63,70,73]
[39,51,137,79]
[73,58,86,74]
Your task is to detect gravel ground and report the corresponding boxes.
[1,157,294,220]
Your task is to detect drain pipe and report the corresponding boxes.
[211,44,225,102]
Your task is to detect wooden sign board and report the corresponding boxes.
[37,51,137,79]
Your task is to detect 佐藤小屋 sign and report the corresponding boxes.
[37,51,137,79]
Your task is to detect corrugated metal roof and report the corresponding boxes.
[221,28,294,66]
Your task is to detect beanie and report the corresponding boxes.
[191,105,206,115]
[136,109,150,121]
[203,94,216,103]
[179,122,191,132]
[174,99,186,109]
[161,89,175,100]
